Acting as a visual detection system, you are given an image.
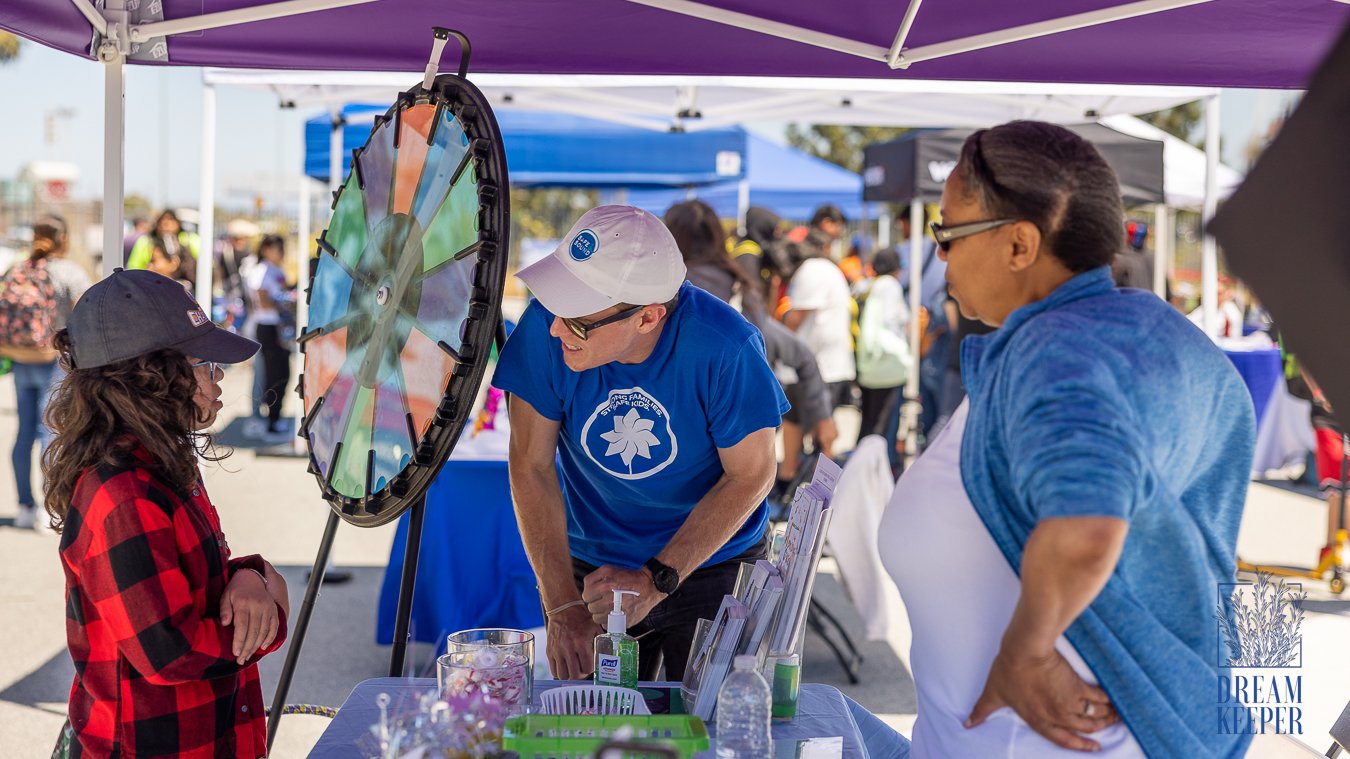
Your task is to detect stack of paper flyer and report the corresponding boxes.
[683,456,842,719]
[769,455,842,657]
[735,559,786,661]
[686,595,749,720]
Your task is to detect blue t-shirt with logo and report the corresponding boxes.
[494,282,789,570]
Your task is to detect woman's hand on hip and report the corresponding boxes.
[966,642,1119,751]
[220,569,280,665]
[546,604,602,680]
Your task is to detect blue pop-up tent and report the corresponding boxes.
[626,132,863,221]
[305,105,747,188]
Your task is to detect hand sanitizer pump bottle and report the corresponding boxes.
[594,589,639,688]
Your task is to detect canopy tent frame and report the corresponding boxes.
[203,68,1218,133]
[622,0,1217,70]
[68,0,376,293]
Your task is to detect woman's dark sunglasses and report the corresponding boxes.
[929,218,1017,252]
[561,304,644,341]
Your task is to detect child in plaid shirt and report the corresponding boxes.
[44,270,290,758]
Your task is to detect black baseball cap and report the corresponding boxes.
[68,269,259,369]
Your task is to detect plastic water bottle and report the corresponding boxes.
[715,655,772,759]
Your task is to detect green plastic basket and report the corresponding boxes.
[502,714,710,759]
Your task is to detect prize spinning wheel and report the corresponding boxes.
[299,51,509,528]
[267,33,509,746]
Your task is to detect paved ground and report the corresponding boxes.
[0,361,1345,757]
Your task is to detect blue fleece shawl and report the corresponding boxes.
[959,266,1255,759]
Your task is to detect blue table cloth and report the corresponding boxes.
[1224,347,1283,427]
[308,678,883,758]
[375,459,543,650]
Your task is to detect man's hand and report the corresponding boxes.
[966,641,1118,751]
[262,561,290,619]
[547,604,602,680]
[583,566,665,628]
[220,570,279,665]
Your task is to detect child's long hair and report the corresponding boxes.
[42,329,227,531]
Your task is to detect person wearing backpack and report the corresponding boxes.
[0,215,90,530]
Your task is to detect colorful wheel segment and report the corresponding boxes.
[300,77,509,527]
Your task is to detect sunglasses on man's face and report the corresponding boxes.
[561,304,645,341]
[929,218,1018,253]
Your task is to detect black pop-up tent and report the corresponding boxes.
[862,122,1165,207]
[860,123,1164,464]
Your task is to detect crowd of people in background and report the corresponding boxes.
[122,210,298,442]
[660,194,1294,511]
[0,209,298,532]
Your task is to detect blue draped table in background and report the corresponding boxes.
[1224,347,1283,427]
[375,458,543,651]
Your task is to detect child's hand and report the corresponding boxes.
[220,570,279,664]
[262,561,291,619]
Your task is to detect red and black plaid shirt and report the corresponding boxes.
[59,446,287,758]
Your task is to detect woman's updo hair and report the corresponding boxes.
[952,121,1124,273]
[31,214,68,260]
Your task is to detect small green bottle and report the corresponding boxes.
[594,589,639,689]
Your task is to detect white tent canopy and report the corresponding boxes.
[1101,113,1242,209]
[202,69,1216,131]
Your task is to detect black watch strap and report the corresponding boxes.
[644,558,680,594]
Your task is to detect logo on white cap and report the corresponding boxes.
[570,229,599,262]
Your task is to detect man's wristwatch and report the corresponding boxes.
[643,558,680,595]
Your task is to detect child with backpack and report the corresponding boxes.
[0,215,90,530]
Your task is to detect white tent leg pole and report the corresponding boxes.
[292,176,312,454]
[878,206,891,250]
[1201,95,1220,337]
[197,82,216,310]
[1152,202,1169,299]
[901,202,923,467]
[100,4,127,279]
[736,179,750,236]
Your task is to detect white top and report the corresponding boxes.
[787,257,856,383]
[865,274,910,341]
[878,400,1144,758]
[1186,300,1245,339]
[244,260,287,327]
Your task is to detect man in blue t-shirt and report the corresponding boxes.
[495,205,788,682]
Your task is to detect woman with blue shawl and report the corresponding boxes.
[879,121,1254,758]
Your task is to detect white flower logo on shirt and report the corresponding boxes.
[580,387,679,480]
[599,407,661,473]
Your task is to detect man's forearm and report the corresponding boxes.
[1003,517,1127,654]
[656,471,773,579]
[510,465,579,608]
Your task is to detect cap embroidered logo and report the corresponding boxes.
[187,308,209,327]
[569,229,599,262]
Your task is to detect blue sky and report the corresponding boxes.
[0,39,1300,210]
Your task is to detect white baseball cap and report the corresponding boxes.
[516,205,687,318]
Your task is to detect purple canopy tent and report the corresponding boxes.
[1,0,1345,277]
[3,0,1344,326]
